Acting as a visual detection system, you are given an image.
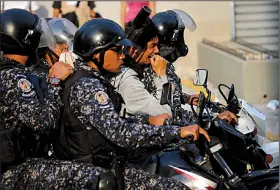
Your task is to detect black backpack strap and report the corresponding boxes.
[0,61,20,70]
[62,70,127,190]
[63,69,93,103]
[53,69,94,160]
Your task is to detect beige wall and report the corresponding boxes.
[37,1,232,79]
[155,2,232,80]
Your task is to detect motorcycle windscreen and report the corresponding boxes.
[239,99,266,137]
[236,108,256,134]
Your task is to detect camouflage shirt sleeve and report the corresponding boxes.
[1,68,62,133]
[125,113,150,124]
[181,92,197,123]
[70,77,181,149]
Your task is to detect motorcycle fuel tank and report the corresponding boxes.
[142,150,220,190]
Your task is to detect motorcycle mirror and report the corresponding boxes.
[193,69,208,86]
[227,84,235,104]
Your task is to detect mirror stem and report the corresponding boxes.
[204,84,211,101]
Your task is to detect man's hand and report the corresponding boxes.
[185,94,199,106]
[49,61,74,81]
[151,55,168,77]
[218,111,238,125]
[180,124,211,142]
[149,113,171,126]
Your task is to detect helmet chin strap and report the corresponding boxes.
[46,49,59,65]
[90,49,115,79]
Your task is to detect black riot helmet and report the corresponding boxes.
[38,18,78,63]
[151,9,196,63]
[73,18,132,60]
[151,12,179,45]
[42,18,78,51]
[73,18,132,74]
[0,9,56,58]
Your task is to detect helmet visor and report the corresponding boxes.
[48,18,78,48]
[37,17,56,49]
[171,9,197,32]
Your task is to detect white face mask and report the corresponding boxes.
[59,51,75,68]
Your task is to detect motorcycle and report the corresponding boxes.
[192,69,278,169]
[141,69,279,190]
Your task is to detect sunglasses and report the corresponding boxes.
[109,46,124,55]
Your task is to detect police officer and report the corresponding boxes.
[0,8,73,178]
[145,10,196,111]
[31,17,77,79]
[141,9,238,124]
[54,18,210,189]
[0,9,106,190]
[139,9,199,124]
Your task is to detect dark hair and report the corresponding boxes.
[125,18,158,49]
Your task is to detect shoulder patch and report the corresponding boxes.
[95,91,109,105]
[17,78,32,93]
[14,74,27,80]
[17,78,36,98]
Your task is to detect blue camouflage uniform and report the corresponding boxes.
[0,57,62,133]
[70,62,182,150]
[142,63,196,124]
[1,158,190,190]
[2,60,190,190]
[0,57,63,187]
[30,58,50,80]
[67,61,189,189]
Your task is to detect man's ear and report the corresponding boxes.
[129,45,145,62]
[93,53,100,62]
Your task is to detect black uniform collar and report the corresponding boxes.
[75,59,105,80]
[0,57,28,70]
[39,58,50,69]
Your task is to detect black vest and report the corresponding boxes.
[53,69,126,169]
[0,59,50,174]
